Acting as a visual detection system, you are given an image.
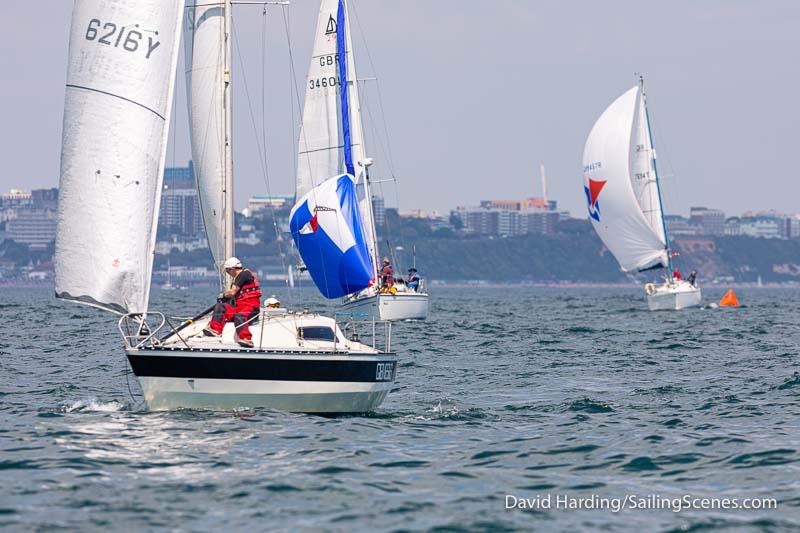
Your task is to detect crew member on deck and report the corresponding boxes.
[204,257,262,348]
[687,270,697,287]
[380,257,394,292]
[672,269,682,281]
[407,268,420,292]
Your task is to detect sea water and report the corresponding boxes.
[0,286,798,530]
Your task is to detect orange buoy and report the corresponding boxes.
[719,289,739,307]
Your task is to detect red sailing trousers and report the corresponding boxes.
[209,297,260,340]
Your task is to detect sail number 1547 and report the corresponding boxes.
[85,19,161,59]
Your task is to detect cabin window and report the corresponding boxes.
[297,326,336,342]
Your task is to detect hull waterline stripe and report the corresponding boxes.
[66,84,166,121]
[127,354,395,382]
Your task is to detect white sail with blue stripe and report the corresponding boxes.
[294,0,378,298]
[290,174,374,298]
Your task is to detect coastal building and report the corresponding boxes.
[0,189,32,208]
[159,162,204,238]
[246,194,294,215]
[738,216,783,239]
[6,209,57,249]
[454,198,559,237]
[453,164,560,237]
[665,215,700,236]
[372,195,385,228]
[31,188,59,211]
[724,217,741,236]
[689,207,726,236]
[1,188,58,223]
[787,216,800,239]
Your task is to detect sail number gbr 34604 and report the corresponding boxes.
[309,77,339,90]
[84,19,161,59]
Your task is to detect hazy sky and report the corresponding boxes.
[2,1,799,217]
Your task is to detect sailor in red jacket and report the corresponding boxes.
[204,257,262,348]
[380,257,394,288]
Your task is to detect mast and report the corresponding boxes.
[223,0,235,267]
[360,159,381,281]
[340,0,380,282]
[639,75,673,278]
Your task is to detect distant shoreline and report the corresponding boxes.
[3,281,797,290]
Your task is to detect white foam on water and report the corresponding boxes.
[61,397,126,413]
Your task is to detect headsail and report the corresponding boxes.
[582,86,668,272]
[631,90,666,244]
[289,174,373,298]
[184,3,229,271]
[56,0,185,314]
[296,0,376,276]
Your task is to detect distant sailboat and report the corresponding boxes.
[582,77,701,310]
[55,0,397,413]
[290,0,429,321]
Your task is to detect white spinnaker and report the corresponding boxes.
[56,0,185,314]
[296,0,376,269]
[184,4,226,270]
[582,86,668,272]
[631,90,666,243]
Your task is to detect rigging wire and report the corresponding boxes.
[230,9,293,303]
[280,4,339,296]
[349,0,396,177]
[646,93,689,273]
[349,0,406,274]
[283,5,302,292]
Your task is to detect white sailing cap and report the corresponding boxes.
[223,257,242,269]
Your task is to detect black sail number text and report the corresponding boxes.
[85,19,161,59]
[309,77,339,90]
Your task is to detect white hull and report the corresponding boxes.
[341,292,429,321]
[120,311,397,413]
[127,349,396,413]
[645,281,702,311]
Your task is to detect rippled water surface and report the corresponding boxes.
[1,286,799,531]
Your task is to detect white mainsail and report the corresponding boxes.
[56,0,185,314]
[296,0,377,273]
[184,3,230,271]
[582,86,668,272]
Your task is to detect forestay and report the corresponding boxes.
[289,174,373,298]
[184,3,227,270]
[582,86,668,272]
[56,0,185,314]
[296,0,376,273]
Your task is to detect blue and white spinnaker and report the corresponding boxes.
[290,174,374,298]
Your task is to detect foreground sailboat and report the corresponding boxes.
[290,0,428,321]
[582,78,701,311]
[56,0,396,412]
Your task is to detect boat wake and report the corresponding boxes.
[60,397,127,413]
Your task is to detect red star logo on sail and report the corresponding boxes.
[299,213,319,235]
[587,179,606,208]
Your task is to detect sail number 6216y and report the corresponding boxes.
[85,19,161,59]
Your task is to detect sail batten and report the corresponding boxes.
[582,86,668,273]
[56,0,185,315]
